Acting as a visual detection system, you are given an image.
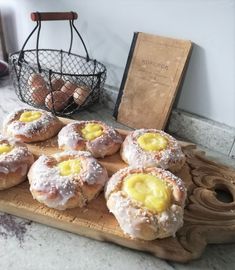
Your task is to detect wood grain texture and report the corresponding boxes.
[116,32,192,130]
[0,118,235,262]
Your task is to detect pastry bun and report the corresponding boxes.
[58,120,123,158]
[121,129,185,172]
[105,166,186,240]
[0,135,34,190]
[28,150,108,210]
[3,108,63,143]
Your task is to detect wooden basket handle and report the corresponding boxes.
[31,12,78,21]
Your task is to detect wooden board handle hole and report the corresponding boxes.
[214,188,233,203]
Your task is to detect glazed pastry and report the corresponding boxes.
[121,129,186,172]
[58,120,123,158]
[0,135,34,190]
[3,108,63,143]
[105,166,186,240]
[28,150,108,210]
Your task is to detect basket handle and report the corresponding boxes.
[31,12,78,21]
[18,11,90,72]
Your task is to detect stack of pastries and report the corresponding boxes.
[0,107,187,241]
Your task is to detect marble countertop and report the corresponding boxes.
[0,76,235,270]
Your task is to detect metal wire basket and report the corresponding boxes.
[9,12,106,116]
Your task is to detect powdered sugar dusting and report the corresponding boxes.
[105,166,186,204]
[58,120,123,158]
[121,129,185,171]
[29,150,108,210]
[0,135,34,176]
[107,191,183,240]
[3,108,61,140]
[105,166,186,240]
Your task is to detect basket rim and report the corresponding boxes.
[9,48,106,77]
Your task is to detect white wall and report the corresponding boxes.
[1,0,235,127]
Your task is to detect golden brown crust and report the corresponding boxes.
[0,135,34,190]
[105,166,186,240]
[28,176,87,209]
[28,150,108,210]
[3,108,63,143]
[58,120,123,158]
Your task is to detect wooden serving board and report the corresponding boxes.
[0,118,235,262]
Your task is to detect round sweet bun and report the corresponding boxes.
[121,129,186,173]
[61,81,77,97]
[28,73,46,89]
[31,86,49,106]
[105,166,186,240]
[45,91,69,111]
[73,86,90,106]
[28,150,108,210]
[3,108,63,143]
[51,78,64,91]
[58,120,123,158]
[0,135,34,190]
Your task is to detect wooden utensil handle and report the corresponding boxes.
[31,12,78,21]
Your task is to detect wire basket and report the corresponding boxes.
[9,12,106,116]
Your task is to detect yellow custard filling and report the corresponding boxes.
[122,173,171,213]
[81,123,103,141]
[0,143,13,154]
[137,133,168,151]
[19,111,42,122]
[57,159,81,176]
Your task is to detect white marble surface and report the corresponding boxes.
[168,109,235,157]
[1,76,235,270]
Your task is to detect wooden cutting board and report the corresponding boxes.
[0,118,235,262]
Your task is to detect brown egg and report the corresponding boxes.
[61,81,77,97]
[73,86,90,106]
[31,86,49,106]
[51,78,64,91]
[45,91,69,111]
[28,73,46,89]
